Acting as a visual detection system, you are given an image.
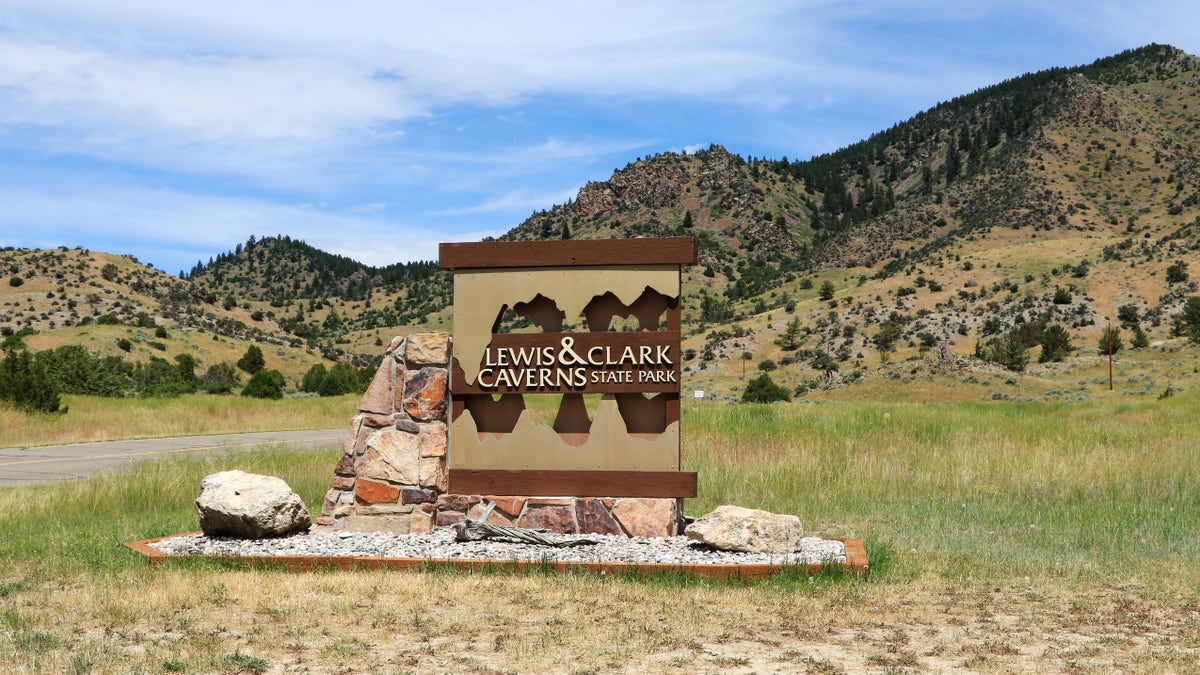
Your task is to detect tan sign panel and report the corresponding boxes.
[439,237,697,496]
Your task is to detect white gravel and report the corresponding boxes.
[148,527,847,568]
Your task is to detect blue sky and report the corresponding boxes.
[2,1,1197,276]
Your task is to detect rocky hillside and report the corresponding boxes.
[185,235,451,348]
[495,44,1200,395]
[4,44,1200,401]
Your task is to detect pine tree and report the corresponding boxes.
[1098,326,1123,355]
[237,345,266,374]
[1038,325,1073,363]
[777,316,803,351]
[1172,297,1200,343]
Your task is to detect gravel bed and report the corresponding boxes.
[148,527,847,568]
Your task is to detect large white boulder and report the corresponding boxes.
[684,505,804,554]
[195,470,311,538]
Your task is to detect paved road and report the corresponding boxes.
[0,429,345,487]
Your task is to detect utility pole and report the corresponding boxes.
[1107,320,1114,391]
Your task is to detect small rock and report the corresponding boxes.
[195,470,311,539]
[684,505,803,554]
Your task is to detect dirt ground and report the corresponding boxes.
[12,567,1197,674]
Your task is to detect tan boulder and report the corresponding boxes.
[195,470,311,538]
[684,505,804,554]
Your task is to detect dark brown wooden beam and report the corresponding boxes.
[439,237,697,270]
[449,469,698,498]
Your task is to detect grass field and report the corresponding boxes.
[0,394,357,448]
[1,393,1198,673]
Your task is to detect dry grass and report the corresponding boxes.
[0,394,355,448]
[1,392,1199,672]
[3,564,1197,673]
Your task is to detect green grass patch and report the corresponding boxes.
[0,443,338,577]
[684,392,1200,583]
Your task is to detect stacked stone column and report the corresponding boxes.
[318,333,451,533]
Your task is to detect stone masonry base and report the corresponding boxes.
[318,334,683,537]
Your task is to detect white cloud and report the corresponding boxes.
[0,40,412,141]
[0,2,831,143]
[5,0,1197,149]
[440,187,583,217]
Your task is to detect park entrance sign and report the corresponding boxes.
[439,237,698,499]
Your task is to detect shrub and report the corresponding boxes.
[0,347,65,414]
[1117,304,1140,328]
[1166,262,1188,284]
[237,345,266,374]
[1,327,36,350]
[242,369,285,399]
[975,330,1029,372]
[40,345,131,397]
[300,363,328,394]
[809,350,839,373]
[1052,287,1072,304]
[9,276,23,287]
[174,353,198,383]
[199,362,241,394]
[132,356,197,397]
[741,372,790,404]
[1131,326,1150,349]
[317,362,363,396]
[757,359,777,372]
[872,322,903,353]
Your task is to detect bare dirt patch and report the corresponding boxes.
[6,569,1197,673]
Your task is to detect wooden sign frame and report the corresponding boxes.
[439,237,698,498]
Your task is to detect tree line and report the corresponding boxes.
[0,342,376,415]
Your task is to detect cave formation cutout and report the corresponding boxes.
[464,288,676,440]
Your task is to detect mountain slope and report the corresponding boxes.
[4,44,1200,401]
